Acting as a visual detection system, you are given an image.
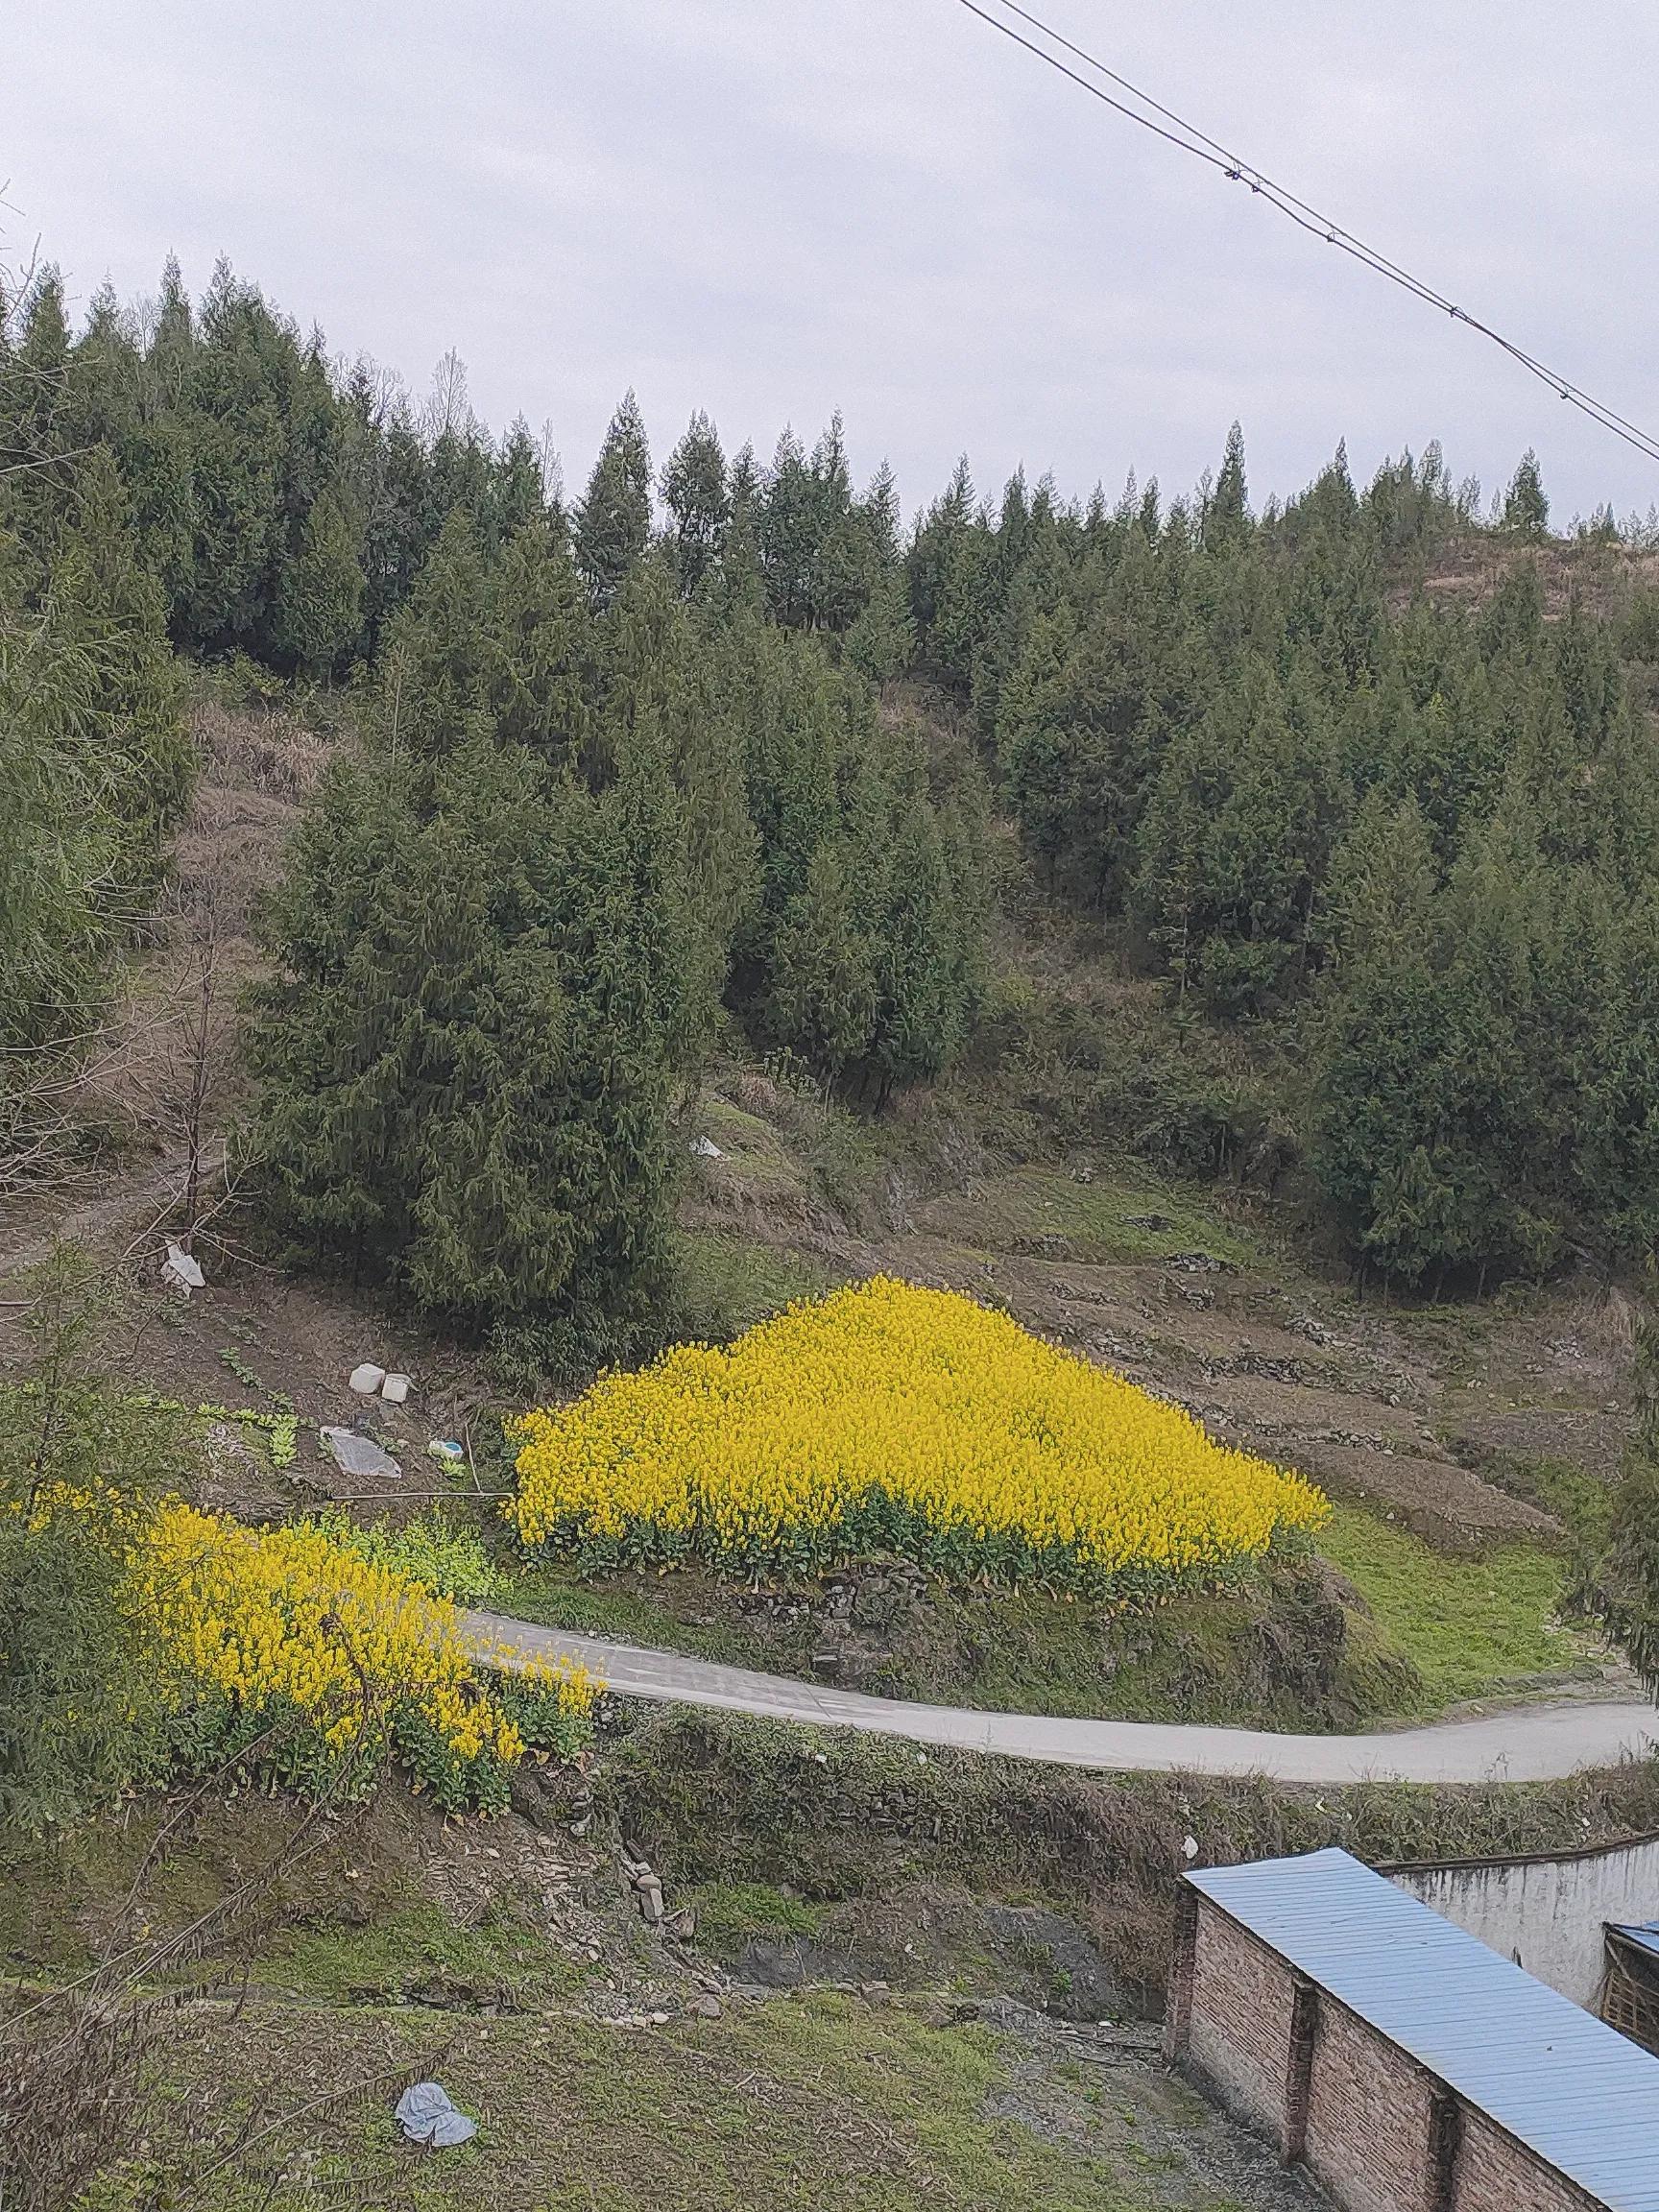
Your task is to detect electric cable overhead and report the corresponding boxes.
[957,0,1659,469]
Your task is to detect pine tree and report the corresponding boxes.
[909,457,993,685]
[487,416,550,550]
[0,271,86,565]
[249,737,686,1338]
[488,514,589,761]
[763,839,877,1080]
[1502,449,1550,542]
[714,441,767,615]
[1311,796,1458,1281]
[0,594,111,1082]
[758,426,817,626]
[1204,421,1251,551]
[1310,795,1545,1284]
[371,511,494,757]
[179,261,290,650]
[574,392,653,607]
[661,411,729,595]
[50,448,194,894]
[1133,659,1341,1013]
[844,565,914,685]
[871,801,971,1092]
[273,490,364,675]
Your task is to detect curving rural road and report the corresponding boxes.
[465,1609,1659,1786]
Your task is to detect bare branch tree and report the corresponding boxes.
[0,1681,425,2212]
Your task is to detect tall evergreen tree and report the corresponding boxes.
[661,411,730,596]
[1204,421,1251,551]
[574,391,653,607]
[272,489,364,676]
[1502,449,1550,541]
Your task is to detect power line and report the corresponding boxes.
[957,0,1659,469]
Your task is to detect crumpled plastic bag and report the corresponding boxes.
[395,2080,477,2148]
[162,1241,205,1295]
[320,1426,401,1481]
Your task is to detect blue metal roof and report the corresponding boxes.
[1189,1847,1659,2212]
[1611,1922,1659,1964]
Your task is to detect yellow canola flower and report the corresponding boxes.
[125,1500,594,1764]
[509,1276,1327,1591]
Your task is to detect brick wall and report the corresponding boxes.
[1172,1896,1602,2212]
[1182,1905,1297,2140]
[1303,1997,1432,2212]
[1454,2111,1599,2212]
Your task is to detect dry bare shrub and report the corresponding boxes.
[0,1704,421,2210]
[194,700,328,805]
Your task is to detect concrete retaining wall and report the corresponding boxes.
[1389,1833,1659,2007]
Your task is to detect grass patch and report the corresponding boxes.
[686,1880,827,1953]
[495,1562,761,1668]
[921,1166,1257,1268]
[692,1097,817,1206]
[1318,1505,1594,1708]
[1467,1452,1615,1542]
[667,1229,839,1343]
[255,1898,588,2009]
[167,1986,1263,2210]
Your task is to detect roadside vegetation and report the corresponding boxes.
[1318,1505,1589,1709]
[0,1250,595,1836]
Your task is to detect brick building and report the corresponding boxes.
[1166,1846,1659,2212]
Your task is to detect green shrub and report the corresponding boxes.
[308,1506,496,1605]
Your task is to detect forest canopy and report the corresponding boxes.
[6,251,1659,1324]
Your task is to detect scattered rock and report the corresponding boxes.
[663,1905,697,1941]
[349,1362,387,1396]
[688,1135,725,1159]
[633,1870,665,1927]
[688,1993,722,2020]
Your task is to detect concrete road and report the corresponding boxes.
[464,1609,1659,1785]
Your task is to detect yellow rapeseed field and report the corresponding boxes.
[133,1501,532,1764]
[510,1276,1327,1593]
[16,1479,597,1804]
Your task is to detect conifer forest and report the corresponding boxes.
[8,255,1658,1345]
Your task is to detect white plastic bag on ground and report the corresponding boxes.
[162,1241,205,1296]
[395,2080,476,2148]
[320,1427,401,1481]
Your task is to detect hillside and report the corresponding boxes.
[8,252,1659,2212]
[0,675,1634,1731]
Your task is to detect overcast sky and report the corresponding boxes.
[9,2,1657,523]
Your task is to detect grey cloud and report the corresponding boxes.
[8,0,1656,520]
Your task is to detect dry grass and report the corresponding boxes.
[193,697,330,805]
